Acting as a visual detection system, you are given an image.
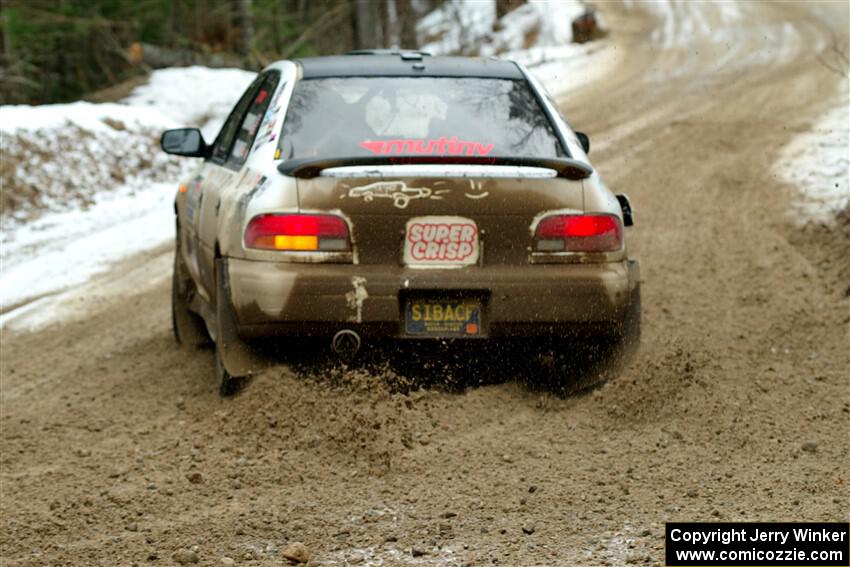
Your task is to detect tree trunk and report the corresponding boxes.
[383,0,397,48]
[495,0,524,19]
[354,0,383,49]
[271,0,282,54]
[233,0,254,57]
[395,0,417,49]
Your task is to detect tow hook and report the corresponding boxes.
[331,329,361,360]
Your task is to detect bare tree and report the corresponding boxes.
[233,0,254,57]
[495,0,524,20]
[395,0,417,49]
[355,0,383,49]
[384,0,398,48]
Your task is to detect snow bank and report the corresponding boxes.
[0,182,175,324]
[417,0,496,55]
[0,66,255,325]
[622,0,746,50]
[122,65,256,140]
[1,66,255,225]
[774,99,850,225]
[417,0,611,96]
[418,0,588,56]
[0,101,172,134]
[0,105,184,225]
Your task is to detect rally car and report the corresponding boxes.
[161,51,640,395]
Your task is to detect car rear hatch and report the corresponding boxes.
[275,72,598,267]
[295,167,585,266]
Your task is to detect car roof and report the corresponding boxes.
[295,53,524,80]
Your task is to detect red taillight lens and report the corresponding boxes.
[534,214,623,252]
[245,214,350,251]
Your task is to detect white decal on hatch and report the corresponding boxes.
[403,216,480,268]
[344,181,450,209]
[345,276,368,323]
[464,179,489,200]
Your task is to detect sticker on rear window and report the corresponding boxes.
[404,216,479,268]
[360,137,494,157]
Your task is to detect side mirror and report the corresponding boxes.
[161,128,209,158]
[616,194,634,226]
[575,131,590,154]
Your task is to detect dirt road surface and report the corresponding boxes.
[2,3,848,565]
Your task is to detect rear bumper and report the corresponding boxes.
[227,258,640,339]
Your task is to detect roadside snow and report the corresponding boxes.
[122,66,256,140]
[417,0,614,97]
[1,66,254,225]
[774,99,850,225]
[0,182,176,329]
[623,0,848,224]
[0,104,183,225]
[417,0,495,56]
[622,0,823,74]
[0,66,255,328]
[622,0,745,50]
[0,101,173,133]
[419,0,587,56]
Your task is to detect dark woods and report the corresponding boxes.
[0,0,450,104]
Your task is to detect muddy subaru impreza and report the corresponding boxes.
[161,51,640,395]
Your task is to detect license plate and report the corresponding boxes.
[404,298,482,337]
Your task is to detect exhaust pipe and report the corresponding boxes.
[331,329,361,360]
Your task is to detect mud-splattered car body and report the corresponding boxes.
[162,52,640,394]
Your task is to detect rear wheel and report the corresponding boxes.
[607,282,642,361]
[537,284,641,395]
[172,233,211,347]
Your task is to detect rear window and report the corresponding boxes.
[278,77,565,161]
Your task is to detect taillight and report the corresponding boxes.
[534,214,623,252]
[245,214,350,251]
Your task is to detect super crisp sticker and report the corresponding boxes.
[404,216,479,268]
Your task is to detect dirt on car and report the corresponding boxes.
[1,2,848,566]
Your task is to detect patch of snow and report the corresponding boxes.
[122,65,256,140]
[0,101,173,134]
[483,1,587,57]
[417,0,495,56]
[0,110,184,226]
[417,0,611,97]
[515,42,614,98]
[0,182,177,330]
[622,0,848,222]
[419,0,588,56]
[0,66,254,328]
[774,98,850,224]
[621,0,825,75]
[622,0,744,50]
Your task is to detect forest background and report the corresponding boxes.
[0,0,531,104]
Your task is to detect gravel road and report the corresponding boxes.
[1,2,848,565]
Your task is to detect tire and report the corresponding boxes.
[608,281,642,361]
[172,233,211,347]
[214,258,252,397]
[541,283,641,395]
